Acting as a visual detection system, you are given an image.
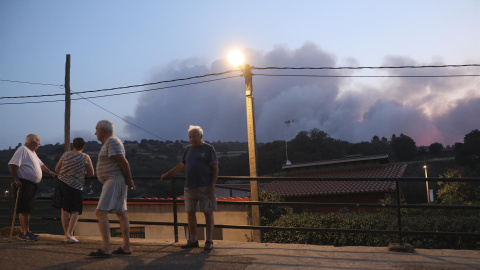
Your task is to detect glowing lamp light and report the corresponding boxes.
[228,50,245,67]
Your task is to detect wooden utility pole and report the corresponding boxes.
[244,64,261,242]
[64,54,71,151]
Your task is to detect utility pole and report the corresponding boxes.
[243,64,261,242]
[64,54,71,151]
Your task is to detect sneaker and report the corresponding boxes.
[181,240,199,249]
[204,241,213,251]
[65,236,79,243]
[28,231,39,238]
[25,231,38,241]
[18,232,26,241]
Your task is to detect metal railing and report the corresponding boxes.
[1,175,479,246]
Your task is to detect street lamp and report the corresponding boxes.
[228,50,261,242]
[423,165,430,203]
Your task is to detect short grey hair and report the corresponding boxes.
[25,134,39,143]
[188,125,203,136]
[97,120,114,133]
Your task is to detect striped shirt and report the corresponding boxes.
[58,151,87,190]
[96,135,125,184]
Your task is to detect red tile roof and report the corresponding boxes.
[263,163,407,198]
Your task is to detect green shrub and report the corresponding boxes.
[263,210,480,250]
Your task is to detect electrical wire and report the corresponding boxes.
[0,70,242,100]
[253,74,480,78]
[252,64,480,70]
[72,91,169,141]
[0,75,242,105]
[0,79,64,87]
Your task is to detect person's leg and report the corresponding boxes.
[61,209,70,238]
[95,209,112,253]
[187,211,198,242]
[67,212,79,238]
[19,213,29,235]
[204,211,214,242]
[116,211,132,253]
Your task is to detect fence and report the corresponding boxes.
[1,175,479,246]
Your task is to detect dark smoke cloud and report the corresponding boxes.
[125,43,479,146]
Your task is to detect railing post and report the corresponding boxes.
[395,180,403,245]
[172,178,179,243]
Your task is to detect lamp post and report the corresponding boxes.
[423,165,430,203]
[243,64,261,242]
[228,50,261,242]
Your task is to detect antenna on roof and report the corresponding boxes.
[284,118,295,165]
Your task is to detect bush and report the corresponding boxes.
[263,210,480,250]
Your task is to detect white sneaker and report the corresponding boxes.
[65,236,79,243]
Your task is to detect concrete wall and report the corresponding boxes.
[75,201,253,242]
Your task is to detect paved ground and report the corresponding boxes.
[0,234,479,270]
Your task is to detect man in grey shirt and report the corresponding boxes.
[161,125,218,251]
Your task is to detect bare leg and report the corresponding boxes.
[204,211,214,241]
[95,210,112,253]
[67,211,79,237]
[116,211,132,253]
[19,213,30,235]
[61,209,70,238]
[187,211,198,242]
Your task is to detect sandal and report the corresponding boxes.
[204,241,213,251]
[181,240,199,249]
[112,247,132,255]
[88,249,112,258]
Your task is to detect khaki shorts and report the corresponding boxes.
[184,187,217,213]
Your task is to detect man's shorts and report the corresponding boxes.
[52,179,84,214]
[184,186,217,213]
[13,178,38,214]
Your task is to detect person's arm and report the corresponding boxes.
[55,157,63,173]
[85,155,95,178]
[112,154,135,190]
[41,164,57,178]
[8,164,22,188]
[208,163,219,199]
[161,162,186,180]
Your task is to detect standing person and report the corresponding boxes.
[161,125,219,251]
[53,137,95,243]
[8,134,57,241]
[88,120,136,258]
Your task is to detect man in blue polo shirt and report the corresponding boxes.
[161,125,218,251]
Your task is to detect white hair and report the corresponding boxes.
[188,125,203,136]
[97,120,114,133]
[25,134,39,143]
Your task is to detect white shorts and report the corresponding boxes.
[184,187,217,213]
[97,174,128,213]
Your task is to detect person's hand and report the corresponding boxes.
[207,186,215,199]
[160,173,168,180]
[49,171,58,179]
[14,179,22,189]
[126,179,136,190]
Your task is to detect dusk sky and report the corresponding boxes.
[1,1,479,150]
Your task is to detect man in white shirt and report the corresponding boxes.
[8,134,56,241]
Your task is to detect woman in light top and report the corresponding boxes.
[53,137,94,243]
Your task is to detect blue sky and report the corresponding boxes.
[1,0,479,150]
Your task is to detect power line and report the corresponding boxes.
[0,75,242,105]
[253,74,480,78]
[0,70,242,100]
[252,64,480,70]
[74,69,241,94]
[72,91,169,141]
[0,79,64,87]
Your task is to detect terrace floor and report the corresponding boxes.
[1,233,479,269]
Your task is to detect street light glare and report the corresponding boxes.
[228,50,244,67]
